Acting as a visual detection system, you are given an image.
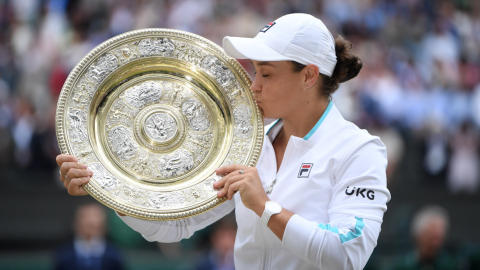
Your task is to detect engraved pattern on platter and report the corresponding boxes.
[112,183,148,206]
[85,54,119,83]
[184,183,210,204]
[72,141,95,163]
[107,98,138,130]
[138,38,175,57]
[108,125,138,160]
[68,109,88,143]
[144,112,177,142]
[223,139,250,166]
[111,43,139,65]
[125,81,163,108]
[181,98,210,132]
[233,104,253,139]
[70,77,95,109]
[201,55,235,88]
[173,40,207,66]
[148,191,186,209]
[184,132,213,165]
[120,148,157,179]
[88,162,119,191]
[157,149,194,178]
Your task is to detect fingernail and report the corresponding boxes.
[81,164,88,169]
[217,191,222,196]
[87,170,93,175]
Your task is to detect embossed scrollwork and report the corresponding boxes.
[138,38,175,57]
[233,104,253,139]
[86,54,119,83]
[125,81,163,108]
[108,125,138,160]
[181,98,210,132]
[201,55,235,88]
[88,162,119,191]
[157,149,194,178]
[148,191,186,209]
[68,109,88,143]
[144,112,177,142]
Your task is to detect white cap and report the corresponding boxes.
[223,13,337,77]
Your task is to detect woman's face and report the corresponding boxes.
[251,60,310,119]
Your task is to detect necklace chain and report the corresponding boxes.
[266,179,277,194]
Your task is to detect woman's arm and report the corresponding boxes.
[118,200,235,243]
[280,138,390,269]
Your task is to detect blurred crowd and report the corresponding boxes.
[1,0,480,269]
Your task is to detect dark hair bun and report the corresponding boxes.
[332,35,362,83]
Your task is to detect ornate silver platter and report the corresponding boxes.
[55,29,263,220]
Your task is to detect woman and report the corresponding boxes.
[57,13,390,269]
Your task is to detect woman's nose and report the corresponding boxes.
[250,77,261,93]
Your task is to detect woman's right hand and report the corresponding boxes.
[56,154,93,196]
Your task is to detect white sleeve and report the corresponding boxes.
[118,200,235,243]
[282,138,391,269]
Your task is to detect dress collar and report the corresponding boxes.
[265,100,334,143]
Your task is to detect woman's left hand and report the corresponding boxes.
[214,165,269,216]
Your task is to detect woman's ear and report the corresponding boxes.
[304,64,320,88]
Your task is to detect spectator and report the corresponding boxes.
[196,220,236,270]
[393,205,458,270]
[54,203,125,270]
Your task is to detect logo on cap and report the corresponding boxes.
[298,163,313,178]
[260,22,276,33]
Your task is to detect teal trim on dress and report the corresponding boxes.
[318,216,365,244]
[303,100,333,140]
[266,119,280,136]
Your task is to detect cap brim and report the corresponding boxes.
[223,36,290,61]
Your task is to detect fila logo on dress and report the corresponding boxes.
[298,163,313,178]
[260,22,276,32]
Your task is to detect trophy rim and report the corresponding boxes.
[55,28,263,220]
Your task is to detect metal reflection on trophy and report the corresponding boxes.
[55,29,263,220]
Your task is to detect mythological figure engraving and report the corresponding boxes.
[68,109,88,143]
[181,98,210,131]
[88,162,118,191]
[201,55,234,87]
[86,54,119,83]
[144,113,177,142]
[138,38,175,57]
[112,44,139,64]
[157,149,194,178]
[233,104,253,139]
[204,178,216,192]
[108,126,138,160]
[148,191,185,209]
[125,81,163,108]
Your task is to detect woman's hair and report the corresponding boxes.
[291,35,362,99]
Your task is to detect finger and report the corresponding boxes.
[60,162,88,176]
[63,177,70,189]
[217,175,245,198]
[68,177,90,196]
[214,167,250,188]
[56,154,78,167]
[66,168,93,180]
[59,173,66,184]
[214,170,242,190]
[227,181,241,200]
[215,165,247,175]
